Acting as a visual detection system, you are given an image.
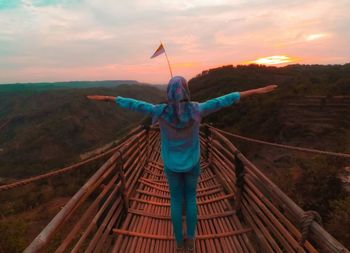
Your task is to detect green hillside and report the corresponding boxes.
[188,63,350,247]
[0,84,165,179]
[189,64,350,150]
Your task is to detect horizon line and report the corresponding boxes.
[1,62,349,86]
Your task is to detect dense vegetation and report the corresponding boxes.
[1,64,350,251]
[189,63,350,248]
[0,83,165,179]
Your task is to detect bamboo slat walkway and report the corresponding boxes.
[1,124,347,253]
[112,160,254,253]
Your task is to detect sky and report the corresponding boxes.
[0,0,349,84]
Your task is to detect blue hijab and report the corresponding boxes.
[152,76,200,128]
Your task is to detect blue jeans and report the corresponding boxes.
[164,162,200,244]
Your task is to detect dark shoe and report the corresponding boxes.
[176,240,185,252]
[184,238,195,252]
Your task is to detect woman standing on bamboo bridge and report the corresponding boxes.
[87,76,277,252]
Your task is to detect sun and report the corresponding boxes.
[244,55,297,65]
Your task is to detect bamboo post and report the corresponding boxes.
[144,124,150,164]
[204,124,211,163]
[117,151,129,211]
[234,151,245,214]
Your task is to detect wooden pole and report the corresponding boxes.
[160,41,173,78]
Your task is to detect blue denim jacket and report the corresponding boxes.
[115,92,240,172]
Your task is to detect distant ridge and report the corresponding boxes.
[0,80,143,93]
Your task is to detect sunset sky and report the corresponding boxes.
[0,0,349,84]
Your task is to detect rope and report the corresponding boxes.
[0,145,120,192]
[0,125,145,192]
[3,123,349,192]
[209,125,350,159]
[0,119,11,132]
[299,211,322,246]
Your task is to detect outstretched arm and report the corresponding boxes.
[199,84,277,117]
[239,85,277,98]
[86,95,155,115]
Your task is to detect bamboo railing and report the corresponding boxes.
[23,126,159,252]
[19,124,349,253]
[204,124,349,253]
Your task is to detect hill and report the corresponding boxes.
[189,64,350,150]
[188,63,350,246]
[0,83,165,179]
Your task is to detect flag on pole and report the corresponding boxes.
[150,43,165,59]
[150,42,173,78]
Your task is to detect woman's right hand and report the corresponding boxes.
[86,95,115,102]
[257,85,278,94]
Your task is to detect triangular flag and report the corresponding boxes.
[150,44,165,59]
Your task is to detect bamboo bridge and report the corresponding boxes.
[1,124,349,253]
